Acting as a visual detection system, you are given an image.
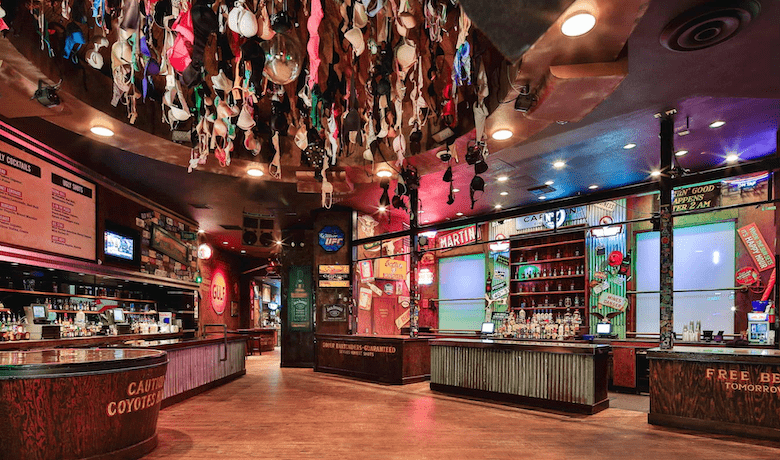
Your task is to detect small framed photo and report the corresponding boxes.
[230,301,238,317]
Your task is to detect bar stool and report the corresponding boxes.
[247,334,262,355]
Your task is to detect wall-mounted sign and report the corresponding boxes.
[0,140,97,261]
[289,266,312,330]
[736,266,760,286]
[395,308,410,329]
[598,292,628,311]
[210,271,227,315]
[375,258,408,281]
[418,267,434,285]
[197,243,212,260]
[323,304,347,322]
[318,265,350,288]
[358,287,373,310]
[318,225,345,252]
[437,225,478,249]
[151,225,189,263]
[515,207,586,232]
[489,233,510,252]
[738,223,775,271]
[673,183,720,212]
[420,252,435,265]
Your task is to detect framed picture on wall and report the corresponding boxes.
[150,225,189,263]
[230,301,238,317]
[262,284,272,303]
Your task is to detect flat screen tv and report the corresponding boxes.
[103,222,140,267]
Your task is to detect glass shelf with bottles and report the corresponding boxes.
[497,308,584,340]
[512,296,586,310]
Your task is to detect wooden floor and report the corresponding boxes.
[143,349,780,460]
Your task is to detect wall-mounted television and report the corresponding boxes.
[103,221,140,267]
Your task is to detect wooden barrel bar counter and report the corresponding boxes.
[0,348,168,460]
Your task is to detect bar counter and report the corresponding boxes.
[117,334,247,407]
[315,334,430,384]
[430,338,611,414]
[648,346,780,440]
[0,348,168,460]
[0,330,191,351]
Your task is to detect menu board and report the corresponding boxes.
[0,140,96,260]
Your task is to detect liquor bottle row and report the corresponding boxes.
[517,296,584,309]
[498,309,583,340]
[515,246,582,263]
[514,265,584,279]
[516,280,581,293]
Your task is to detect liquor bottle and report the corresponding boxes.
[534,252,538,261]
[556,248,561,258]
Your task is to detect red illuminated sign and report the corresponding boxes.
[211,272,228,315]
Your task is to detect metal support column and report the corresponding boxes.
[658,110,675,349]
[409,187,420,337]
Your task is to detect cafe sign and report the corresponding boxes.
[736,266,760,286]
[738,223,775,271]
[375,258,407,281]
[437,225,478,249]
[673,183,720,212]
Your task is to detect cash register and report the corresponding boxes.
[103,308,132,335]
[24,304,60,340]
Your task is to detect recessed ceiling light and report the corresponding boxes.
[500,191,509,196]
[247,168,264,177]
[588,184,599,190]
[709,120,726,128]
[538,195,547,200]
[222,241,229,245]
[491,129,513,141]
[424,219,429,223]
[456,212,464,216]
[276,240,283,245]
[378,205,387,212]
[240,250,246,254]
[726,153,739,162]
[197,229,205,234]
[553,160,565,169]
[651,170,661,177]
[418,210,425,213]
[90,126,114,137]
[376,169,393,178]
[675,150,688,157]
[561,12,596,37]
[453,188,460,193]
[494,204,502,209]
[545,180,554,186]
[497,176,509,182]
[623,143,637,150]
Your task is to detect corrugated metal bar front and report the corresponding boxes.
[162,341,246,400]
[431,345,596,405]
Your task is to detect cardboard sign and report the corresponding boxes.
[736,266,760,286]
[358,260,374,281]
[318,265,350,288]
[358,287,373,310]
[738,223,775,271]
[598,292,628,311]
[375,258,407,280]
[395,308,410,329]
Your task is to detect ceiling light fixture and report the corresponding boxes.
[378,205,387,212]
[495,204,502,209]
[500,191,509,196]
[376,169,393,178]
[589,184,599,190]
[197,229,205,234]
[240,250,246,254]
[623,143,637,150]
[651,170,661,177]
[456,212,463,217]
[222,241,229,245]
[545,180,554,186]
[453,188,460,193]
[491,129,513,141]
[553,160,565,169]
[497,176,508,182]
[90,126,114,137]
[726,154,739,162]
[675,150,688,157]
[538,195,547,200]
[709,120,726,128]
[247,168,264,177]
[561,12,596,37]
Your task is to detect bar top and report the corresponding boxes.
[648,346,780,364]
[0,348,167,379]
[119,333,246,351]
[430,338,611,355]
[0,331,187,351]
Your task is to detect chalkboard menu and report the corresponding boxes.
[0,140,96,260]
[289,265,312,331]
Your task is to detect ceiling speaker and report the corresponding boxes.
[242,230,258,245]
[259,232,275,247]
